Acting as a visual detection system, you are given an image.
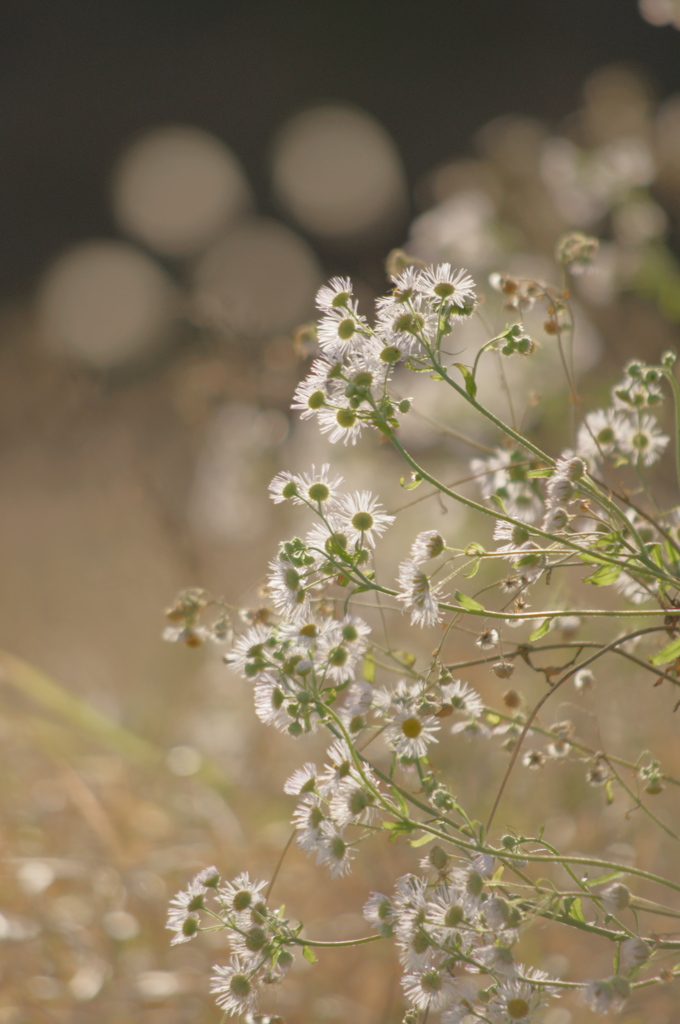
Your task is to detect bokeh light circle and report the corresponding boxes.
[37,240,178,368]
[112,126,252,256]
[192,217,321,337]
[271,104,407,239]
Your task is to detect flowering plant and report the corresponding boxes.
[165,243,680,1021]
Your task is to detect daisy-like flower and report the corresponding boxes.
[316,276,354,312]
[396,560,447,628]
[316,616,370,686]
[619,414,669,467]
[384,706,441,760]
[363,892,395,932]
[166,866,219,945]
[402,965,460,1012]
[268,470,299,504]
[218,873,268,918]
[267,550,316,621]
[226,623,277,678]
[427,884,476,941]
[439,679,484,718]
[315,821,355,877]
[292,793,327,853]
[253,676,292,731]
[291,358,333,419]
[336,491,395,548]
[210,956,259,1016]
[318,737,368,792]
[317,304,371,359]
[489,974,553,1022]
[410,530,446,563]
[269,464,345,509]
[317,404,365,445]
[376,294,438,357]
[418,264,477,310]
[283,762,318,796]
[576,408,629,464]
[329,780,376,827]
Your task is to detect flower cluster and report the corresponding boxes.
[293,266,475,445]
[167,257,680,1021]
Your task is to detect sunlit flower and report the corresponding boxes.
[337,491,395,548]
[396,560,446,628]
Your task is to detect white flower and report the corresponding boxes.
[329,780,376,826]
[253,676,292,730]
[417,264,476,309]
[576,408,629,464]
[167,867,218,944]
[292,793,327,852]
[210,956,259,1016]
[316,276,354,312]
[317,304,371,359]
[402,965,460,1011]
[218,873,268,918]
[375,293,437,357]
[384,707,441,760]
[396,560,446,628]
[489,974,553,1022]
[283,762,318,796]
[315,821,355,877]
[440,679,483,718]
[317,405,365,445]
[224,624,276,678]
[269,464,344,508]
[336,491,395,548]
[619,414,669,467]
[410,530,446,563]
[363,892,394,930]
[291,359,332,419]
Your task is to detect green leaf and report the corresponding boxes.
[564,896,586,923]
[393,650,417,668]
[584,871,624,888]
[463,558,481,579]
[409,833,434,848]
[583,563,623,586]
[453,362,477,399]
[362,654,376,683]
[490,494,508,515]
[454,590,485,612]
[302,945,318,965]
[528,618,553,641]
[526,468,552,478]
[649,635,680,666]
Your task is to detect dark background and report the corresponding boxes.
[2,0,679,297]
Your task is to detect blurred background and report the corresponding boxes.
[1,2,680,1021]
